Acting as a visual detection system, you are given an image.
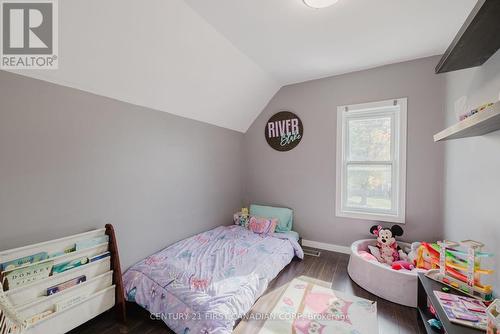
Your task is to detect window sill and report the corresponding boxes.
[336,210,405,224]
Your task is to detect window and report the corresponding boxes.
[336,98,407,223]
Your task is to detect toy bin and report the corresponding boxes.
[347,239,424,307]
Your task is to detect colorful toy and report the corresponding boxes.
[487,299,500,334]
[391,260,414,271]
[369,225,407,266]
[427,318,443,330]
[233,208,250,227]
[415,243,439,270]
[241,207,249,217]
[425,240,494,302]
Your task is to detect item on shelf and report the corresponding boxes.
[89,251,111,262]
[369,224,408,266]
[416,243,439,270]
[52,257,89,274]
[427,318,443,330]
[487,299,500,334]
[0,225,125,334]
[4,261,53,290]
[0,252,49,271]
[64,244,76,254]
[425,240,494,302]
[458,102,495,121]
[47,275,86,296]
[434,290,488,330]
[47,245,77,258]
[75,235,109,251]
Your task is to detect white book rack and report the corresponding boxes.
[0,224,125,334]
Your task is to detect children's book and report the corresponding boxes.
[0,252,48,271]
[52,257,89,274]
[47,275,86,295]
[75,235,109,251]
[4,261,53,289]
[89,251,110,262]
[434,291,488,331]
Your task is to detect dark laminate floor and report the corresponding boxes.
[69,249,426,334]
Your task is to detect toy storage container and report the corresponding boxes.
[348,239,425,307]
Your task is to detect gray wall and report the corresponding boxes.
[0,71,243,269]
[243,56,446,246]
[442,51,500,291]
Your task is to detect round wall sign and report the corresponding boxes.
[265,111,303,151]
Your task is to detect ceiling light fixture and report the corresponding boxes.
[303,0,339,9]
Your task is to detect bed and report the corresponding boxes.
[122,225,303,334]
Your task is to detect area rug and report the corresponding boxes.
[235,276,378,334]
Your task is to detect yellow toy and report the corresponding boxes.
[241,207,249,217]
[416,244,438,270]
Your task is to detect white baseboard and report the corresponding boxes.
[302,239,351,255]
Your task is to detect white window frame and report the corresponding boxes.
[335,98,407,224]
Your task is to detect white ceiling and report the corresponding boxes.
[10,0,280,132]
[185,0,477,84]
[9,0,476,132]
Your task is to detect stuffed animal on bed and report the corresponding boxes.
[369,225,407,266]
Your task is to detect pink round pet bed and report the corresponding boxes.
[347,239,423,307]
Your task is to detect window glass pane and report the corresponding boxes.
[348,117,391,161]
[346,164,392,211]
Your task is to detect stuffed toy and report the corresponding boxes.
[392,260,415,271]
[407,241,421,266]
[369,225,406,265]
[233,208,250,227]
[367,245,383,262]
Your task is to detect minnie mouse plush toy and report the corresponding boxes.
[369,225,407,265]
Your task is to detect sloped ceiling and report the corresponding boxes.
[8,0,476,132]
[8,0,279,132]
[186,0,477,84]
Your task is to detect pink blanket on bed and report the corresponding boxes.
[123,225,303,334]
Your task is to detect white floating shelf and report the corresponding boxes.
[434,101,500,142]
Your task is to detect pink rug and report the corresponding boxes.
[236,276,378,334]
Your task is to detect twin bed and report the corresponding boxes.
[123,224,303,334]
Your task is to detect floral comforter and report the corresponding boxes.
[123,225,303,334]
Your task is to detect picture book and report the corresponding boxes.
[4,261,53,290]
[52,257,89,274]
[0,252,48,271]
[75,235,109,251]
[89,251,110,262]
[434,290,488,331]
[47,275,86,295]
